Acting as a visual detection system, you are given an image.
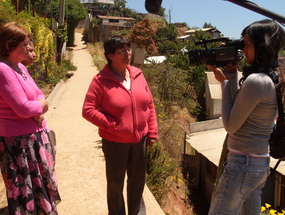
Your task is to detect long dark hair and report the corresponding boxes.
[240,19,285,82]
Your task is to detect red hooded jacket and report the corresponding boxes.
[82,64,158,143]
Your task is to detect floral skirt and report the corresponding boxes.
[0,128,61,215]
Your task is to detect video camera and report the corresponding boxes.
[189,37,245,67]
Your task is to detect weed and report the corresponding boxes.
[261,203,285,214]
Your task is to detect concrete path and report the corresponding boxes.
[0,33,164,215]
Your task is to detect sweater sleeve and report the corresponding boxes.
[82,76,117,131]
[227,71,240,99]
[0,66,43,118]
[221,74,267,134]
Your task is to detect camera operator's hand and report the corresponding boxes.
[224,63,238,73]
[207,65,227,83]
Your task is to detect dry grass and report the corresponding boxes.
[86,42,107,71]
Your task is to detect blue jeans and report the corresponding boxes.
[208,153,270,215]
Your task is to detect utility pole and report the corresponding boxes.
[169,8,171,25]
[169,6,173,27]
[59,0,65,26]
[14,0,19,14]
[27,0,30,14]
[57,0,65,64]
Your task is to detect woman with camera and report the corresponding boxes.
[207,19,285,215]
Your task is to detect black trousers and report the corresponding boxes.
[102,136,147,215]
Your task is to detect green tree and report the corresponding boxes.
[156,6,166,17]
[115,0,126,8]
[17,0,51,16]
[0,0,16,25]
[155,24,179,55]
[203,22,216,29]
[47,0,87,47]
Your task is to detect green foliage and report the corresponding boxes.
[92,55,106,71]
[41,59,76,85]
[155,6,166,17]
[0,4,76,87]
[86,42,107,71]
[92,17,100,27]
[64,0,88,24]
[47,0,87,24]
[146,142,176,204]
[55,24,68,43]
[156,24,178,41]
[114,0,126,8]
[16,0,51,16]
[203,22,216,29]
[156,40,178,55]
[111,29,130,37]
[155,24,179,55]
[142,63,199,117]
[0,0,16,24]
[47,0,88,46]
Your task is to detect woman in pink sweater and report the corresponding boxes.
[82,36,158,215]
[0,22,60,214]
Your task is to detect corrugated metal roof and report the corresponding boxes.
[187,121,285,176]
[177,35,191,39]
[209,84,222,99]
[97,15,135,20]
[144,56,166,64]
[185,28,221,34]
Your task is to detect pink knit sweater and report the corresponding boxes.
[82,64,158,143]
[0,62,46,136]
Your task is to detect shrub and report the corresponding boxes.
[0,2,74,87]
[86,42,107,70]
[146,142,176,204]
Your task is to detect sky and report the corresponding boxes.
[126,0,285,39]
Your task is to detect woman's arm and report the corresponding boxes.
[82,77,117,131]
[0,66,44,118]
[221,75,265,133]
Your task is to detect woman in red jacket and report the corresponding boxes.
[82,36,158,215]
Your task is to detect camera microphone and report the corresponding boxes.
[145,0,163,14]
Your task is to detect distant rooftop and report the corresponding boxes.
[97,15,136,20]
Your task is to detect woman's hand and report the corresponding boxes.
[224,63,238,73]
[207,65,227,83]
[207,63,238,83]
[38,99,49,113]
[33,114,44,128]
[147,138,157,150]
